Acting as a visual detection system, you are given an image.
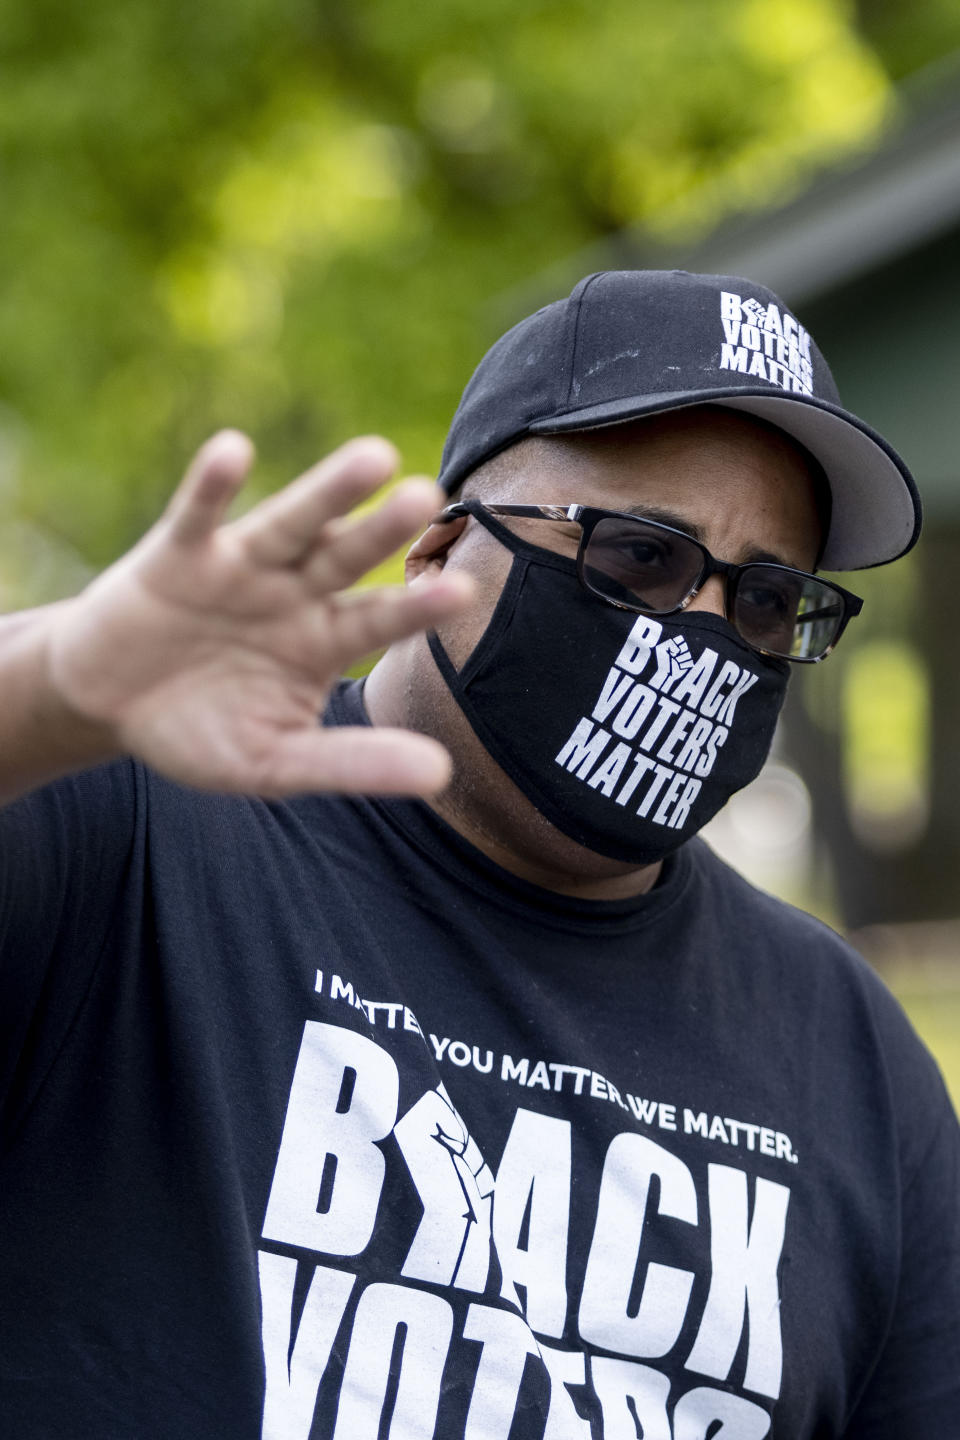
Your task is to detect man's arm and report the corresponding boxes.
[0,430,471,807]
[0,605,119,805]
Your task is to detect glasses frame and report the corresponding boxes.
[437,500,864,663]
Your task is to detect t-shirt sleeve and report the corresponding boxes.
[0,761,138,1113]
[843,992,960,1437]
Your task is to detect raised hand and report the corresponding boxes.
[43,431,473,796]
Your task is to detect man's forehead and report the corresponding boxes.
[460,407,828,570]
[464,407,824,499]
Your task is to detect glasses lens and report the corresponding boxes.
[733,565,844,660]
[582,516,704,612]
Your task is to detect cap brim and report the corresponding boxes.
[529,388,920,571]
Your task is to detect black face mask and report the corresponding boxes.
[428,505,790,865]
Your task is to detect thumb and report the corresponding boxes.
[247,726,453,798]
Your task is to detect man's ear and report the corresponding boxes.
[405,513,469,583]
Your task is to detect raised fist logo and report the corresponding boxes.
[741,297,767,327]
[656,636,694,685]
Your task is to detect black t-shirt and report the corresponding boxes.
[1,680,958,1439]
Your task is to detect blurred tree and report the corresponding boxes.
[0,0,902,600]
[4,0,960,932]
[853,0,960,80]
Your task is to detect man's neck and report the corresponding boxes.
[427,785,664,898]
[365,650,663,901]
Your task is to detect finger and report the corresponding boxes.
[247,727,454,798]
[165,430,255,544]
[303,480,443,594]
[324,572,475,664]
[236,436,400,568]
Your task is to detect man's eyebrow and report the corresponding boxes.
[619,504,798,569]
[621,504,706,539]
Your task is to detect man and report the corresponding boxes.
[0,270,957,1438]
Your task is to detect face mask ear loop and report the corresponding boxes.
[458,498,580,575]
[426,627,463,691]
[426,500,532,689]
[458,498,530,554]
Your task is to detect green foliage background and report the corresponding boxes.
[3,1,960,1077]
[2,0,959,605]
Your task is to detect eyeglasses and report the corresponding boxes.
[437,501,863,662]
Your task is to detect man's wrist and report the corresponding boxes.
[0,601,121,804]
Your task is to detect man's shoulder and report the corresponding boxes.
[689,840,951,1108]
[687,839,930,1036]
[688,837,854,958]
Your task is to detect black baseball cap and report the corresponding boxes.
[437,270,921,571]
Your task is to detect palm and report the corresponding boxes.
[47,432,470,796]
